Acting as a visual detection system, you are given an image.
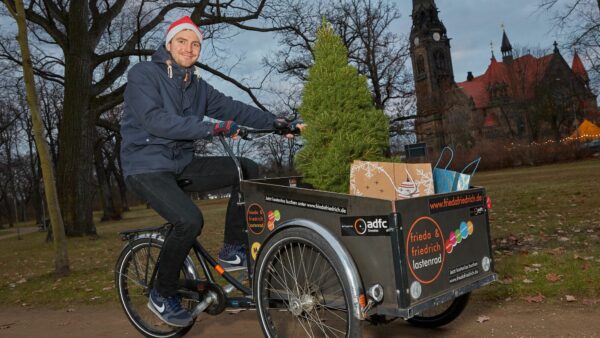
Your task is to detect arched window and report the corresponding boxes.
[416,55,425,74]
[434,50,446,71]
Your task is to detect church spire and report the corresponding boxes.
[501,29,513,63]
[411,0,446,35]
[572,51,589,84]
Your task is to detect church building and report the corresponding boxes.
[410,0,598,152]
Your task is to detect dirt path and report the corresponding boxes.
[0,300,598,337]
[0,226,39,241]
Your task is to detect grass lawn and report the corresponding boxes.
[472,159,600,302]
[0,159,599,307]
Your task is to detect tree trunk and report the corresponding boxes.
[56,0,96,237]
[29,138,43,225]
[3,198,13,227]
[113,137,129,212]
[9,0,70,276]
[94,137,120,221]
[5,137,17,227]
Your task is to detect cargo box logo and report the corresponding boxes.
[251,242,261,261]
[246,204,266,234]
[406,216,445,284]
[267,210,281,231]
[445,220,474,254]
[340,216,390,236]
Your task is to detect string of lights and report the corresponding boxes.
[503,133,600,150]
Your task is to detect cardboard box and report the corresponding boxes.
[349,160,434,200]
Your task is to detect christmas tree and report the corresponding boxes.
[296,20,389,193]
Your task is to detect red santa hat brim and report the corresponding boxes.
[165,16,203,48]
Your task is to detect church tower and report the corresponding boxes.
[410,0,455,152]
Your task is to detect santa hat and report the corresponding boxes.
[165,16,203,48]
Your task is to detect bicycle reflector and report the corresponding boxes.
[486,196,492,209]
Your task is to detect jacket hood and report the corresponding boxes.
[151,46,198,82]
[151,46,171,65]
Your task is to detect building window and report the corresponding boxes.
[434,50,446,71]
[416,55,425,75]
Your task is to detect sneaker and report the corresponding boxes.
[147,288,193,327]
[218,243,247,271]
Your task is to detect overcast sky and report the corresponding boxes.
[205,0,568,106]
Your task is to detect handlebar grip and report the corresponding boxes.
[237,127,249,139]
[273,119,289,130]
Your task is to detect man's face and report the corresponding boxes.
[166,29,201,68]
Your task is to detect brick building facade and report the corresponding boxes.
[410,0,598,153]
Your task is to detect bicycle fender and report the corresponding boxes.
[263,218,365,320]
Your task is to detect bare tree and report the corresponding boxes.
[5,0,69,276]
[540,0,600,91]
[264,0,414,122]
[0,0,289,236]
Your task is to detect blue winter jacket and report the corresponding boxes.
[120,46,275,177]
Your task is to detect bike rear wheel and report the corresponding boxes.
[115,237,196,338]
[406,293,470,328]
[254,227,361,338]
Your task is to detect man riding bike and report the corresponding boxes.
[120,16,298,327]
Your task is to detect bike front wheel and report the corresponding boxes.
[254,227,361,338]
[115,237,196,338]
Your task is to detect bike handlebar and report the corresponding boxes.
[216,120,302,203]
[236,121,302,140]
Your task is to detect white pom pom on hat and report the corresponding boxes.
[165,16,203,48]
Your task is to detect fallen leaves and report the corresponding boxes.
[565,295,577,302]
[522,293,545,303]
[476,315,490,323]
[545,273,562,282]
[582,299,599,305]
[524,266,539,273]
[548,247,565,256]
[582,261,591,271]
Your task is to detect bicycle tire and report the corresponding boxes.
[406,293,470,328]
[254,227,362,338]
[115,237,196,338]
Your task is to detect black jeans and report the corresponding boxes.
[125,156,259,297]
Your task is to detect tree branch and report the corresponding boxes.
[92,83,126,118]
[197,62,267,111]
[89,0,127,45]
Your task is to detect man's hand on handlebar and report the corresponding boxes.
[274,118,305,139]
[213,120,240,138]
[213,118,305,140]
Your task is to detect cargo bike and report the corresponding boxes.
[115,125,497,338]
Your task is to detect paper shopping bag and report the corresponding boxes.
[350,160,434,200]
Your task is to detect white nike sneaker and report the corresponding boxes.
[218,243,247,271]
[147,288,193,327]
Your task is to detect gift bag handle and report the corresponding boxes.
[460,157,481,176]
[434,146,454,169]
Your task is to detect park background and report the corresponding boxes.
[0,1,598,333]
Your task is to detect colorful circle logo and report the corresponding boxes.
[445,220,475,254]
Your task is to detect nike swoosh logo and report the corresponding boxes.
[151,297,165,313]
[221,255,241,265]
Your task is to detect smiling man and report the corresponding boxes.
[120,16,286,327]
